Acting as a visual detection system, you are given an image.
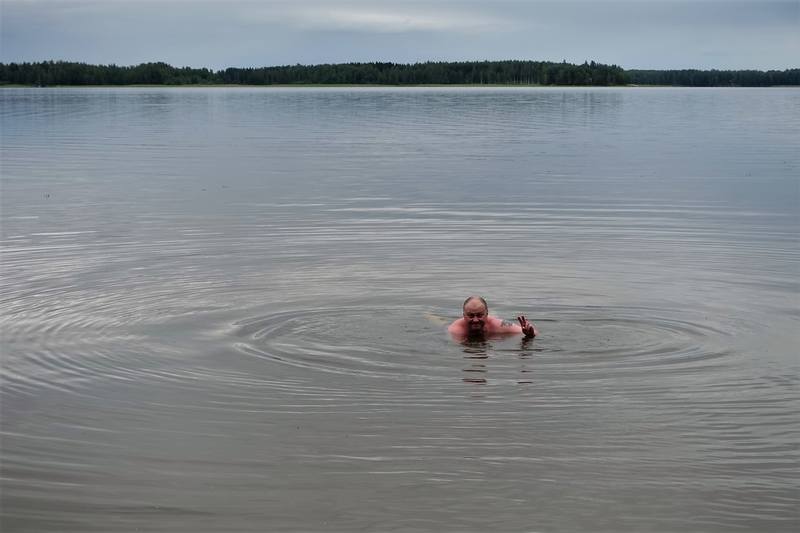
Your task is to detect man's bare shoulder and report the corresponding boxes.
[448,318,467,334]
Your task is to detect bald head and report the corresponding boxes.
[462,295,488,313]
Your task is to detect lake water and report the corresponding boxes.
[1,87,798,532]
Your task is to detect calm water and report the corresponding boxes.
[1,87,798,532]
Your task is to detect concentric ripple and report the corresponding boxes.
[232,303,736,384]
[232,305,461,383]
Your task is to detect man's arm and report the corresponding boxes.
[497,317,537,337]
[498,318,522,334]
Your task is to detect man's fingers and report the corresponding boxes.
[517,315,537,336]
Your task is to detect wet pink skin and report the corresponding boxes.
[448,299,538,339]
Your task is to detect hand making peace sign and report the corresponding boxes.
[517,315,538,338]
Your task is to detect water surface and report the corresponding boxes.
[1,87,799,531]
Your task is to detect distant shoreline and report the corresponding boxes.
[2,84,798,89]
[4,60,797,87]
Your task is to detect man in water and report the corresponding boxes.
[448,296,538,339]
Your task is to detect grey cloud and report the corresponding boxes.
[233,1,514,33]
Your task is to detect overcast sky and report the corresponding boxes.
[1,0,797,70]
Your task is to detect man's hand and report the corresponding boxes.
[517,315,538,338]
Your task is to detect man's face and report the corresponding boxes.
[463,299,488,334]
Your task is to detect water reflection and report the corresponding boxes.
[460,336,537,385]
[461,338,489,384]
[517,337,536,384]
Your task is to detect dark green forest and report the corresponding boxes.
[1,60,797,86]
[627,68,800,87]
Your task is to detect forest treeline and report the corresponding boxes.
[1,60,797,86]
[0,60,627,86]
[627,69,800,87]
